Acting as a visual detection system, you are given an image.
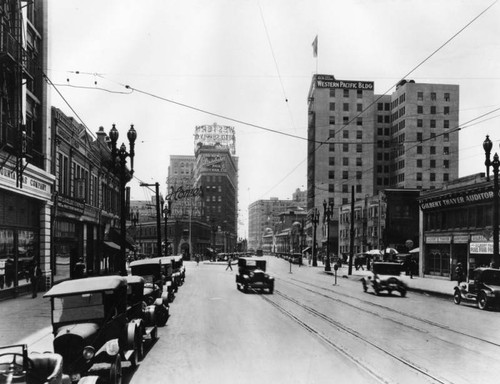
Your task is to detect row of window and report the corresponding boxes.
[328,184,363,194]
[329,89,365,98]
[329,129,364,139]
[425,204,490,231]
[329,116,364,126]
[328,157,363,167]
[329,103,364,113]
[328,170,363,180]
[328,143,363,153]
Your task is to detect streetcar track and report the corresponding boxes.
[261,288,451,384]
[285,276,500,349]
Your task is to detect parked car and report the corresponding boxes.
[361,262,407,297]
[170,255,185,286]
[236,257,274,294]
[129,257,175,301]
[453,267,500,310]
[0,344,71,384]
[44,276,143,384]
[126,275,168,330]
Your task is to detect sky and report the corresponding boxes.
[47,0,500,238]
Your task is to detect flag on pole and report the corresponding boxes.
[312,35,318,58]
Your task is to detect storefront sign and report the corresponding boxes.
[426,236,451,244]
[470,242,493,254]
[57,195,85,215]
[315,75,374,90]
[453,235,469,243]
[420,189,497,211]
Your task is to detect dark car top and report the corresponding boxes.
[129,257,173,268]
[474,268,500,285]
[372,262,402,276]
[44,276,127,297]
[238,257,266,272]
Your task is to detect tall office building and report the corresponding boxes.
[307,75,459,211]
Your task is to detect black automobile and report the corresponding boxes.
[129,257,176,301]
[361,262,407,297]
[126,275,168,329]
[453,267,500,310]
[44,276,142,384]
[0,344,71,384]
[236,257,274,294]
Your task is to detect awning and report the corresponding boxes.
[103,241,120,250]
[109,228,136,251]
[409,247,420,254]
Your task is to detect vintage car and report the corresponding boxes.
[453,267,500,310]
[361,262,407,297]
[126,275,167,331]
[289,253,303,265]
[236,257,274,294]
[0,344,71,384]
[169,255,185,286]
[129,257,176,301]
[44,276,143,384]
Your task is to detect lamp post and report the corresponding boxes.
[163,197,172,256]
[108,124,136,276]
[483,135,499,268]
[140,182,162,257]
[311,208,320,267]
[323,200,334,272]
[130,210,139,260]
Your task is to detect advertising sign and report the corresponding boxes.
[194,124,236,155]
[315,75,374,90]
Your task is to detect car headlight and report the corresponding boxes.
[70,373,81,382]
[82,346,95,360]
[105,339,120,356]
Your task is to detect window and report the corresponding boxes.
[430,146,436,155]
[444,120,449,129]
[356,131,362,139]
[343,116,349,124]
[357,103,363,112]
[342,184,348,193]
[344,89,349,97]
[444,133,449,142]
[417,92,423,101]
[329,102,335,111]
[356,117,363,126]
[430,132,436,140]
[329,143,335,152]
[385,103,390,111]
[357,90,363,98]
[330,89,336,98]
[356,185,362,193]
[329,184,335,192]
[431,92,436,101]
[430,159,436,168]
[417,132,423,141]
[343,103,349,111]
[430,120,436,128]
[384,116,390,124]
[329,170,335,179]
[417,119,423,127]
[377,115,383,123]
[329,129,335,138]
[356,158,362,166]
[417,173,422,181]
[444,92,450,101]
[343,157,349,166]
[443,147,449,155]
[343,143,349,152]
[343,130,349,139]
[444,106,450,115]
[417,105,423,114]
[444,173,449,182]
[430,173,436,181]
[329,157,335,166]
[342,198,348,205]
[417,146,423,154]
[342,171,348,179]
[329,116,335,125]
[356,171,362,179]
[377,103,383,111]
[431,106,436,114]
[417,159,422,167]
[444,160,449,168]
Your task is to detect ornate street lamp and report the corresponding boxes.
[311,208,320,267]
[483,135,499,268]
[323,200,334,272]
[109,124,137,276]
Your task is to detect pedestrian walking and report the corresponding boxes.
[195,254,200,266]
[455,262,465,284]
[29,260,42,298]
[226,256,233,271]
[74,257,86,279]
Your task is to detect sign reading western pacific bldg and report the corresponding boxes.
[315,75,374,90]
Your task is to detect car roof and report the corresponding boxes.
[44,276,127,297]
[125,275,145,284]
[130,256,173,267]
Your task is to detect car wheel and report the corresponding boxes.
[269,286,274,294]
[453,289,461,305]
[108,355,122,384]
[477,292,488,310]
[400,289,407,298]
[374,287,380,296]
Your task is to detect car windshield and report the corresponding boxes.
[52,293,104,323]
[480,270,500,285]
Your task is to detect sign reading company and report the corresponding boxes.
[194,123,236,155]
[315,75,374,90]
[166,185,204,201]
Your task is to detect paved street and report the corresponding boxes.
[1,257,499,384]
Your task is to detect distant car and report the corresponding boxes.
[289,253,303,265]
[236,257,274,294]
[453,267,500,310]
[0,344,70,384]
[361,262,407,297]
[130,257,176,301]
[170,255,186,285]
[44,276,143,384]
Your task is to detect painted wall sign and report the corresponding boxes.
[167,185,204,201]
[426,236,451,244]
